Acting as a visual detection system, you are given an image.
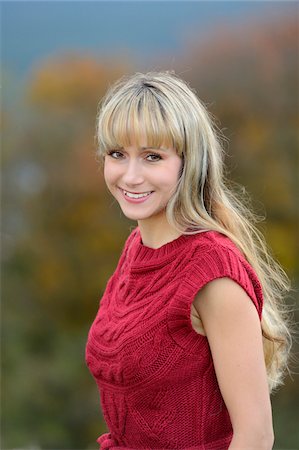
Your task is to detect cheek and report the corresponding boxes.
[103,161,117,186]
[163,160,183,186]
[103,165,109,185]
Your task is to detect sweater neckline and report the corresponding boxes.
[132,227,210,263]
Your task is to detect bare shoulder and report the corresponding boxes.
[192,277,272,436]
[192,277,260,331]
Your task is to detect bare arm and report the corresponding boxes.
[193,277,274,449]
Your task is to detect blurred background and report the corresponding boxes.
[1,1,298,449]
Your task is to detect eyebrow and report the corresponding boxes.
[140,146,168,151]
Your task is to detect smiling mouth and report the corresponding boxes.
[120,188,154,199]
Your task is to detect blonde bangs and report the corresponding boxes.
[97,87,185,156]
[95,71,293,392]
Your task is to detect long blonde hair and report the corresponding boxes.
[95,70,294,393]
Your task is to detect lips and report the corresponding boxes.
[124,190,152,198]
[120,188,153,195]
[119,187,154,203]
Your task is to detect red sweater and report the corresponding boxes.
[85,227,263,449]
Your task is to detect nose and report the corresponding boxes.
[122,159,144,187]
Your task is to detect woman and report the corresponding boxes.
[85,71,292,449]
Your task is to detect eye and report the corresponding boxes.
[146,153,162,162]
[107,150,123,159]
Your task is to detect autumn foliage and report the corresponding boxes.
[2,13,298,450]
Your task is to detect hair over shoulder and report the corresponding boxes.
[96,70,294,393]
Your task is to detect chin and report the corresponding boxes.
[122,212,150,221]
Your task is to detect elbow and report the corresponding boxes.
[230,405,274,449]
[267,428,275,449]
[231,426,274,450]
[259,429,275,450]
[257,420,275,449]
[259,427,274,450]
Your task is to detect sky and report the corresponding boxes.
[2,1,297,80]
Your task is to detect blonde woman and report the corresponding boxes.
[85,71,292,449]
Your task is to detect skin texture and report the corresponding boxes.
[103,141,183,248]
[193,277,274,449]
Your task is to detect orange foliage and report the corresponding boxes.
[28,53,130,113]
[180,15,298,112]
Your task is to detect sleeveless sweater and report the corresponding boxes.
[85,227,264,449]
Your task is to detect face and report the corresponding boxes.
[103,141,183,225]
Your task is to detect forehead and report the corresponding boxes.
[121,139,172,152]
[111,118,174,149]
[98,87,185,155]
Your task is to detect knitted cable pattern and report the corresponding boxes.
[86,227,263,449]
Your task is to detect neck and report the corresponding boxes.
[137,216,182,249]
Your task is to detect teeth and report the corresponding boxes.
[123,190,152,199]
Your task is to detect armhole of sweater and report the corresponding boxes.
[167,244,264,354]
